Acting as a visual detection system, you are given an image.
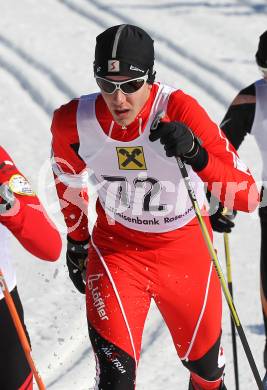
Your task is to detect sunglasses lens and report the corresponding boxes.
[96,77,146,94]
[96,78,116,93]
[121,79,145,94]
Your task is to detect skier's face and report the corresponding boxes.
[99,75,152,126]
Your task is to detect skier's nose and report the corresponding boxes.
[112,89,126,104]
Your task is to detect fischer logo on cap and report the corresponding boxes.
[130,65,145,73]
[108,60,120,72]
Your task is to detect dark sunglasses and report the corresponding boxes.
[95,75,148,95]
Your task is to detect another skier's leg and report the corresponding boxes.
[0,287,33,390]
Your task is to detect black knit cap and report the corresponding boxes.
[94,24,155,83]
[256,30,267,68]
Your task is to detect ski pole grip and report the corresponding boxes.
[151,110,170,130]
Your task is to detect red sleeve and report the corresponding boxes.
[166,90,259,212]
[0,146,62,261]
[51,99,90,241]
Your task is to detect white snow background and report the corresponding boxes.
[1,1,267,389]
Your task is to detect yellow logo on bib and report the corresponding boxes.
[9,174,35,196]
[116,146,147,170]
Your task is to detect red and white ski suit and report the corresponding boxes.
[51,83,258,389]
[0,146,62,390]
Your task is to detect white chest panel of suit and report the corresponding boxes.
[0,224,16,300]
[251,79,267,183]
[77,84,205,233]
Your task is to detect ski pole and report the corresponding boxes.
[223,231,239,390]
[0,268,46,390]
[176,155,263,389]
[151,111,263,390]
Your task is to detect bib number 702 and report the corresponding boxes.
[102,175,166,212]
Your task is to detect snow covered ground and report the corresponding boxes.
[1,0,267,388]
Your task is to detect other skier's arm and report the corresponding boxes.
[220,83,256,149]
[0,146,62,261]
[210,84,256,232]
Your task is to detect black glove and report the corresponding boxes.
[209,205,237,233]
[66,235,89,294]
[149,121,208,171]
